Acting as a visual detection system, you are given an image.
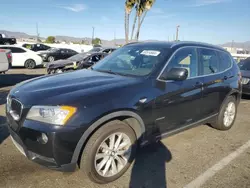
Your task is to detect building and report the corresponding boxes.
[223,47,250,62]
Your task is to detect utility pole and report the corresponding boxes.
[92,27,95,45]
[176,25,180,41]
[231,40,234,51]
[36,22,40,43]
[114,30,116,46]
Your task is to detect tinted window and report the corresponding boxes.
[199,49,219,75]
[92,55,102,62]
[218,52,232,71]
[164,47,198,78]
[0,47,26,53]
[238,58,250,71]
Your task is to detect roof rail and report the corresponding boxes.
[123,42,140,46]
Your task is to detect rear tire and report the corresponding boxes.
[24,59,36,69]
[80,120,137,184]
[4,42,10,45]
[211,96,237,130]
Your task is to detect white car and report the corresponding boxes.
[0,45,43,69]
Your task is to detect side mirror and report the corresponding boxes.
[160,67,188,81]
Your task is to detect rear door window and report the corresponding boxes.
[0,47,25,53]
[199,49,220,75]
[218,52,232,71]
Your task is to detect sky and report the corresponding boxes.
[0,0,249,44]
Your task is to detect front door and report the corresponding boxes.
[153,47,204,135]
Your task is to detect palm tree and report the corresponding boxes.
[134,0,155,41]
[125,0,136,43]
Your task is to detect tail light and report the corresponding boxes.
[7,52,12,65]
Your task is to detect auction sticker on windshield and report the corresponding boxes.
[141,50,161,56]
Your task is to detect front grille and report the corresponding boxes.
[8,98,23,121]
[11,99,22,116]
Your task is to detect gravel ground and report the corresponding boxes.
[0,69,250,188]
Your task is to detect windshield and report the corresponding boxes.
[92,45,170,77]
[68,53,88,61]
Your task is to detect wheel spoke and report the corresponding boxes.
[117,140,129,150]
[100,142,110,151]
[95,153,106,160]
[109,134,115,150]
[111,158,118,174]
[96,156,109,172]
[114,133,123,150]
[103,158,112,176]
[114,155,126,168]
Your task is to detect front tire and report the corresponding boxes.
[80,120,137,184]
[211,96,237,130]
[4,42,10,45]
[24,59,36,69]
[48,56,54,62]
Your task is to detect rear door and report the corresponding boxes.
[198,48,233,118]
[154,47,204,134]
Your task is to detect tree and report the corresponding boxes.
[125,0,136,44]
[92,38,102,45]
[45,36,56,43]
[125,0,155,43]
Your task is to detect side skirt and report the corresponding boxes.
[155,113,218,141]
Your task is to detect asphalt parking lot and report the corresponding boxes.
[1,69,250,188]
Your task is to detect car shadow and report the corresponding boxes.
[0,116,9,144]
[0,73,43,87]
[129,141,172,188]
[242,94,250,100]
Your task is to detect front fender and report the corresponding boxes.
[70,110,145,164]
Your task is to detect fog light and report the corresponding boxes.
[38,133,48,144]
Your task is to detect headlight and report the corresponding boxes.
[26,106,77,125]
[242,77,250,85]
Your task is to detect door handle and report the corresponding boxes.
[194,81,203,87]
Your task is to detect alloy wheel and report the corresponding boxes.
[223,101,236,127]
[94,132,132,177]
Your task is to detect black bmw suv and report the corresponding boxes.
[6,42,241,183]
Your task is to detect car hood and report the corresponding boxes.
[48,59,74,68]
[10,70,142,105]
[241,70,250,78]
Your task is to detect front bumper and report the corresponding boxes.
[6,113,84,172]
